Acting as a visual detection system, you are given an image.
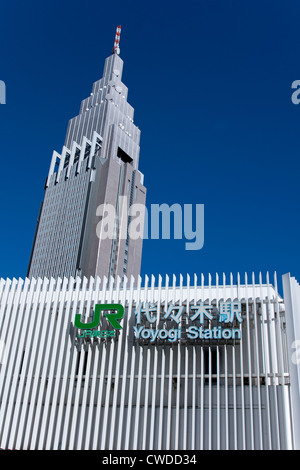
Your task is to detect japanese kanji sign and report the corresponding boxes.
[133,301,242,343]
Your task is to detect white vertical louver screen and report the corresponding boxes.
[0,273,294,450]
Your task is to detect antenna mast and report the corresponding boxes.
[113,25,121,55]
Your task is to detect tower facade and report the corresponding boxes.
[27,28,146,281]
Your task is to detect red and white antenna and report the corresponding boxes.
[113,25,121,55]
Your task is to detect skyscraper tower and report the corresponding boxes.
[27,27,146,281]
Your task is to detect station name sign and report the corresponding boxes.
[133,301,242,343]
[75,301,243,344]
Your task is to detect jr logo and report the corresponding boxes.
[75,304,124,330]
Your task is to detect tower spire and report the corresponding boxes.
[113,25,121,55]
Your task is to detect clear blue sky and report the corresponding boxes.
[1,0,300,293]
